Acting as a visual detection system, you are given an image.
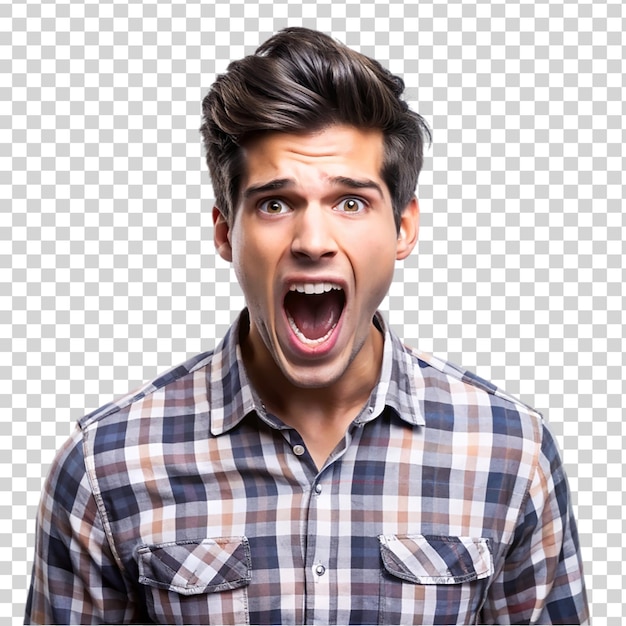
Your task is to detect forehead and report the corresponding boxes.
[240,125,386,188]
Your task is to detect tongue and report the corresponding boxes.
[285,291,344,341]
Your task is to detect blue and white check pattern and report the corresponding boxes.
[25,311,588,624]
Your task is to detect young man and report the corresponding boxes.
[26,28,588,624]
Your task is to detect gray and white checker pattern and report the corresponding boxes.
[2,0,623,622]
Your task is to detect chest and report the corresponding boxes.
[91,418,529,624]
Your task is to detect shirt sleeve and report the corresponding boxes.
[25,426,141,625]
[481,422,590,625]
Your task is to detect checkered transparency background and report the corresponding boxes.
[2,0,624,622]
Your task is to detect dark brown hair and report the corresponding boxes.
[200,27,431,229]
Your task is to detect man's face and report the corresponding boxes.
[214,124,418,389]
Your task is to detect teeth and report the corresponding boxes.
[288,282,342,295]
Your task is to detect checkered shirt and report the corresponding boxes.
[25,311,588,625]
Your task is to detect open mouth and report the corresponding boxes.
[283,282,346,346]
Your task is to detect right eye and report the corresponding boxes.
[259,199,290,214]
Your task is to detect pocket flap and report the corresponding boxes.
[138,537,251,595]
[379,534,493,584]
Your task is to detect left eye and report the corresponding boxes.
[259,199,289,214]
[335,198,365,213]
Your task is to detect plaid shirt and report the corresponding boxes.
[26,311,588,625]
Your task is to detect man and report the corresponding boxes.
[26,27,588,624]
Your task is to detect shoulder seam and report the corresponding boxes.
[405,343,542,418]
[80,427,128,575]
[78,350,216,430]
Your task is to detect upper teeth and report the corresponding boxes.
[289,282,342,295]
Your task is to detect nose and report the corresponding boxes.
[290,205,338,261]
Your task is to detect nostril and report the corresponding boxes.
[290,214,338,257]
[291,236,338,259]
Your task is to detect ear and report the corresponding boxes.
[213,206,233,262]
[396,196,419,260]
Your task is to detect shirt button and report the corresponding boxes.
[293,444,306,456]
[314,483,322,494]
[315,564,326,576]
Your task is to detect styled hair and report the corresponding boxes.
[200,27,431,229]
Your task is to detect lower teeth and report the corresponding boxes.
[287,313,337,345]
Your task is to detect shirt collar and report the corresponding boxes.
[209,310,425,436]
[359,312,425,428]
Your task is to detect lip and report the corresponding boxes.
[278,274,349,360]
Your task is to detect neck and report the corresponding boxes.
[240,319,384,429]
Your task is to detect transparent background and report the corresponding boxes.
[2,0,624,622]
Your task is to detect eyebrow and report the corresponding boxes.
[330,176,384,198]
[243,178,294,199]
[243,176,384,200]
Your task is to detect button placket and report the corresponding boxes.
[306,471,333,595]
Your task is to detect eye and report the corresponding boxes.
[259,199,290,214]
[335,197,366,213]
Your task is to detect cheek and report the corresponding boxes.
[230,232,278,300]
[235,238,272,272]
[354,237,397,298]
[357,228,397,266]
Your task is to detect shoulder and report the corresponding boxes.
[400,340,546,449]
[77,349,217,431]
[64,348,223,485]
[42,427,91,512]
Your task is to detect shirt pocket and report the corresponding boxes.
[137,537,251,625]
[378,534,493,625]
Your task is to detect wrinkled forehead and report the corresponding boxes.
[239,125,387,194]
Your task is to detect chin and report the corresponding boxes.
[278,359,349,390]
